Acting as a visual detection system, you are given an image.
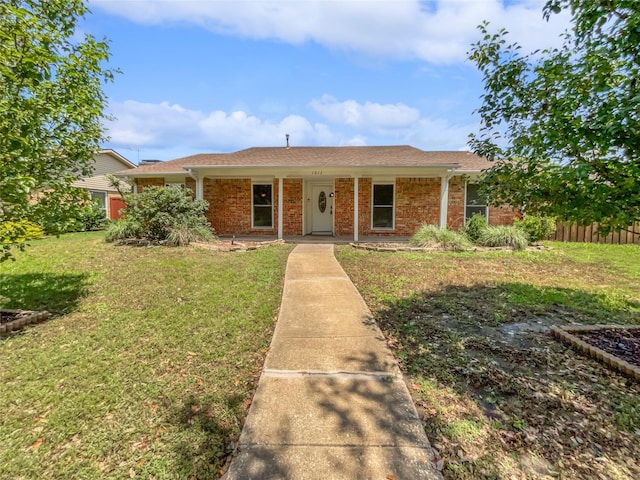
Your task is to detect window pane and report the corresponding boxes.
[373,184,393,206]
[253,184,272,206]
[90,191,106,209]
[465,206,487,220]
[373,206,393,228]
[466,183,486,206]
[253,206,272,227]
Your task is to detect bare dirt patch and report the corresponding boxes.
[336,245,640,480]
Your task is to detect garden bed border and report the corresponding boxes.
[551,324,640,381]
[0,309,51,336]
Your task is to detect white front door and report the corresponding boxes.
[311,184,333,233]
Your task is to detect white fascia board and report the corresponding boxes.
[183,164,462,179]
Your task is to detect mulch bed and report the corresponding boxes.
[552,325,640,381]
[578,328,640,368]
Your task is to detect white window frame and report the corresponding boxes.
[252,182,274,229]
[89,190,107,217]
[371,181,395,230]
[464,181,489,223]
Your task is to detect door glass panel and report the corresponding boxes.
[318,191,327,213]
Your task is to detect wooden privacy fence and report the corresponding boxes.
[549,222,640,244]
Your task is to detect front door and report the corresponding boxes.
[311,184,333,234]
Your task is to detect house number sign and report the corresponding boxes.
[318,191,327,213]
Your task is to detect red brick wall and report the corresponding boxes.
[136,178,164,192]
[353,177,442,237]
[334,178,354,237]
[447,177,517,229]
[447,176,466,230]
[135,174,516,237]
[283,179,303,235]
[358,178,372,236]
[205,178,279,236]
[489,206,517,226]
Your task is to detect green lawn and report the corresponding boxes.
[336,242,640,480]
[0,232,294,479]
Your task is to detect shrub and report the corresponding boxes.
[514,215,556,243]
[0,220,44,244]
[77,202,107,232]
[461,213,488,242]
[477,225,529,250]
[410,224,473,251]
[105,186,215,245]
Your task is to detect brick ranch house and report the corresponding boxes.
[116,145,515,241]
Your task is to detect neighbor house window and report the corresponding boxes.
[89,191,107,217]
[465,182,488,221]
[372,183,394,229]
[252,183,273,228]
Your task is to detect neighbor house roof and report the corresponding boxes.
[116,146,491,176]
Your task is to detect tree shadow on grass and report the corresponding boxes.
[373,282,640,479]
[0,272,89,315]
[167,393,249,479]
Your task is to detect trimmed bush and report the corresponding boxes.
[477,225,529,250]
[514,215,556,243]
[461,213,488,242]
[410,224,473,251]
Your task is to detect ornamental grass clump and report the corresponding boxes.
[477,225,529,250]
[410,224,473,251]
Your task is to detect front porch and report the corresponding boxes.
[217,234,412,244]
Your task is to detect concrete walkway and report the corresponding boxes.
[226,244,442,480]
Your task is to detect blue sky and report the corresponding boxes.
[85,0,569,163]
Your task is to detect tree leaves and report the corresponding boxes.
[469,1,640,234]
[0,0,117,257]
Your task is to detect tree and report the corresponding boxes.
[468,0,640,233]
[0,0,116,260]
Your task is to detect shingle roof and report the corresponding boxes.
[117,146,491,175]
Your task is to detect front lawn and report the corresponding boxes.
[0,232,293,479]
[336,242,640,480]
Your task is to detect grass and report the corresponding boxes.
[335,242,640,480]
[0,232,294,479]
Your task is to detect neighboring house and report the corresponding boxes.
[115,145,515,240]
[73,149,136,220]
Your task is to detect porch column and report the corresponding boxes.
[195,175,204,200]
[439,174,451,228]
[353,176,359,242]
[277,177,284,240]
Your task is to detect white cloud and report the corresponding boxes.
[91,0,570,63]
[105,97,476,157]
[105,100,332,151]
[310,95,421,135]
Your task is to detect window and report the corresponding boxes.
[89,191,107,217]
[465,183,488,221]
[252,183,273,228]
[372,183,394,229]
